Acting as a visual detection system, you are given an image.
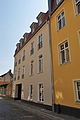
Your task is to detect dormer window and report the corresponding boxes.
[36,12,45,26]
[30,22,38,34]
[33,27,35,33]
[24,37,26,41]
[39,19,42,25]
[56,0,61,5]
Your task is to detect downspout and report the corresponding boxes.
[48,0,55,112]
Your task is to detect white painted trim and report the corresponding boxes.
[58,39,71,66]
[55,8,66,32]
[73,79,80,102]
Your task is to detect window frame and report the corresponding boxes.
[38,55,43,73]
[56,0,61,5]
[22,66,25,79]
[59,40,70,65]
[74,80,80,102]
[57,10,66,31]
[30,61,34,76]
[38,34,43,50]
[38,83,44,102]
[75,0,80,14]
[30,42,34,55]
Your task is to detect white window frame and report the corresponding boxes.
[75,0,80,14]
[30,61,34,76]
[56,0,61,5]
[74,80,80,102]
[57,10,65,31]
[59,40,70,65]
[38,83,44,102]
[38,55,43,73]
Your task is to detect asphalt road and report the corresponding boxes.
[0,97,79,120]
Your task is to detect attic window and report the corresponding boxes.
[39,19,42,25]
[32,27,35,33]
[56,0,61,4]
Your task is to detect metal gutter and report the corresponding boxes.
[48,0,55,112]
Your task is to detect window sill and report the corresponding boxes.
[59,60,70,66]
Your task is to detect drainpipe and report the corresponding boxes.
[48,0,55,112]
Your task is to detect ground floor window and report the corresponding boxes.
[29,85,33,100]
[74,81,80,101]
[38,84,44,102]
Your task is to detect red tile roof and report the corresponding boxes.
[0,82,9,86]
[14,11,49,56]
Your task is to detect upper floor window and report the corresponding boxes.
[74,81,80,102]
[38,55,43,73]
[56,0,61,5]
[18,55,21,64]
[22,50,25,61]
[57,11,65,31]
[30,42,34,55]
[38,84,44,102]
[17,68,20,80]
[15,57,17,66]
[59,40,70,65]
[22,66,25,79]
[38,34,43,50]
[75,0,80,14]
[14,74,16,81]
[30,61,34,76]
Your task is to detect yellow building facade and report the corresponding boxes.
[48,0,80,117]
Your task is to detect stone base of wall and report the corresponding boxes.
[54,104,80,118]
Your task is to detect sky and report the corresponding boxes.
[0,0,48,75]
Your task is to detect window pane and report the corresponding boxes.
[61,50,65,64]
[65,48,70,62]
[58,20,62,30]
[65,42,68,48]
[62,17,65,27]
[60,44,64,50]
[77,3,80,14]
[62,12,64,16]
[77,82,80,100]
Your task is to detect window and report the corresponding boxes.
[56,0,61,4]
[75,0,80,14]
[15,57,17,66]
[38,55,43,73]
[30,61,34,75]
[22,66,25,79]
[24,37,26,42]
[38,34,43,50]
[18,55,21,64]
[29,85,33,100]
[39,19,42,25]
[14,74,16,81]
[22,50,25,61]
[38,84,44,102]
[74,81,80,101]
[30,42,34,55]
[17,68,20,80]
[57,11,65,30]
[59,41,70,64]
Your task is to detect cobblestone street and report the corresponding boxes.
[0,97,79,120]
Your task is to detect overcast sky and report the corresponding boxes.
[0,0,48,75]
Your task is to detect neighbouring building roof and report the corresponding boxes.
[0,70,13,78]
